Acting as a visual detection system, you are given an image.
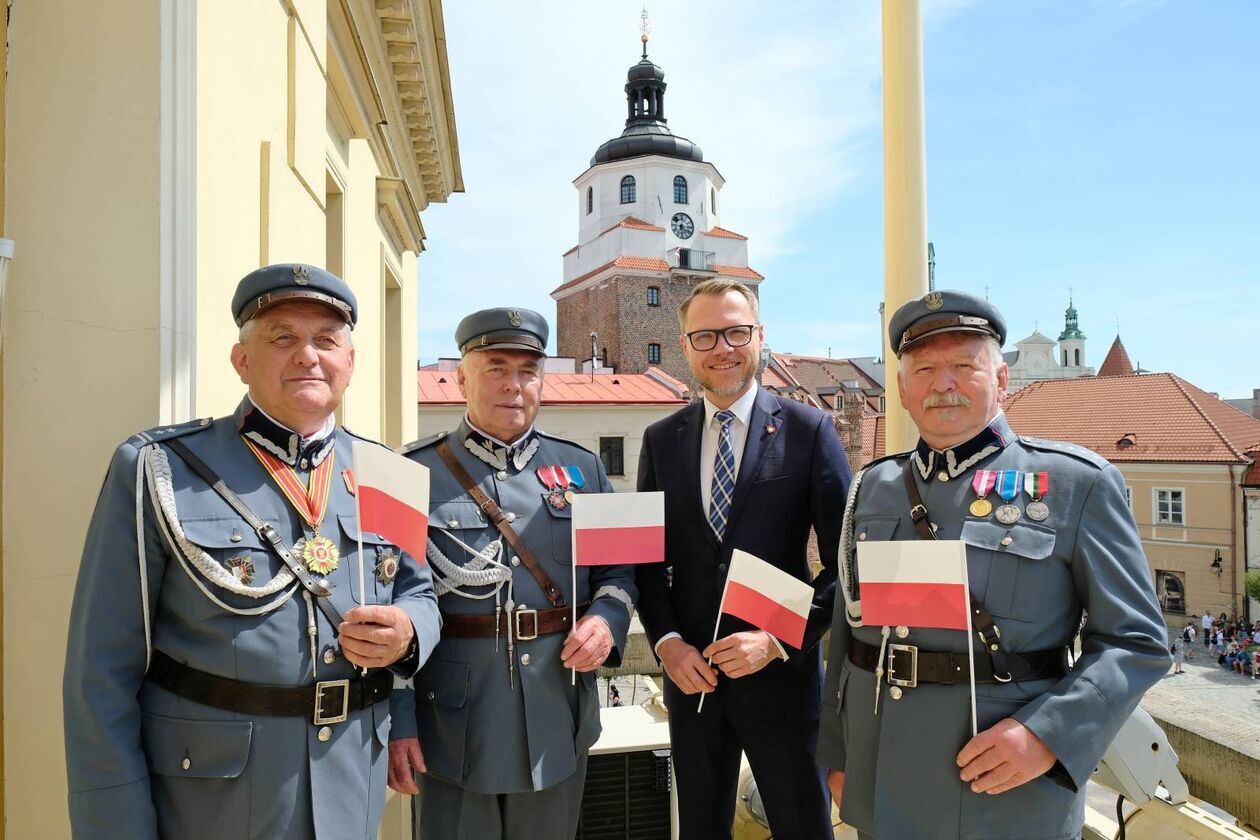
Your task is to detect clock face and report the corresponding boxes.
[670,212,695,239]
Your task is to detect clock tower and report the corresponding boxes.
[551,32,762,384]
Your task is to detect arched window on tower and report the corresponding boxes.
[1062,350,1068,366]
[1074,349,1081,366]
[586,186,593,215]
[620,175,636,204]
[711,187,717,213]
[674,175,688,204]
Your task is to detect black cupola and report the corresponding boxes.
[591,39,703,166]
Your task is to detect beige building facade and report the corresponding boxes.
[1,1,461,834]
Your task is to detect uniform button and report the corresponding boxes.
[318,726,332,742]
[323,648,336,665]
[520,653,531,666]
[889,686,903,700]
[230,529,242,543]
[1000,536,1013,546]
[505,512,517,523]
[937,472,949,482]
[300,459,309,470]
[181,757,191,771]
[497,470,508,481]
[199,418,210,426]
[718,563,727,572]
[510,557,521,566]
[895,625,909,639]
[859,532,867,541]
[448,519,459,528]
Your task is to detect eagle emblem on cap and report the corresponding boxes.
[923,291,943,311]
[293,265,311,285]
[508,310,523,327]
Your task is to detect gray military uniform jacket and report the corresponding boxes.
[817,413,1169,840]
[63,398,441,839]
[390,420,638,794]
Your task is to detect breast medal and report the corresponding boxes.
[1025,470,1050,521]
[375,549,399,584]
[537,465,569,510]
[243,437,340,574]
[969,469,997,517]
[994,469,1023,524]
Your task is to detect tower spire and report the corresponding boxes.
[640,5,650,59]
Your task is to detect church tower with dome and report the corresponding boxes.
[551,20,762,384]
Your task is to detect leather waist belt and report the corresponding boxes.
[848,637,1070,687]
[147,650,392,725]
[441,603,589,639]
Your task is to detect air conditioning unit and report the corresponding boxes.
[578,695,676,839]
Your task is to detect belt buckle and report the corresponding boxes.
[314,679,350,725]
[515,608,539,641]
[887,644,918,689]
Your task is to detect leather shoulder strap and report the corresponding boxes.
[164,438,345,627]
[434,439,565,608]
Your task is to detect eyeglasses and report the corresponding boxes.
[685,324,758,352]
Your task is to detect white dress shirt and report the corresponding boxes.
[656,385,786,660]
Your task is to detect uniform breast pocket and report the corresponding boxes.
[962,519,1057,622]
[542,492,574,565]
[336,514,402,603]
[180,517,282,594]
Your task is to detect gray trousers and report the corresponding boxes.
[412,754,588,840]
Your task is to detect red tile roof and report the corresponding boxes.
[1003,372,1260,463]
[1097,336,1135,377]
[600,216,665,236]
[714,264,764,280]
[1245,448,1260,486]
[706,226,748,240]
[417,370,688,406]
[551,256,671,296]
[861,411,887,464]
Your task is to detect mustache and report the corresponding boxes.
[923,392,971,410]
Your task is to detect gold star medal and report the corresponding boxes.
[297,534,340,575]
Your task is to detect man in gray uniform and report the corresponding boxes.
[388,308,638,840]
[817,290,1169,839]
[64,265,440,840]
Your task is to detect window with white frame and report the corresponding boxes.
[1155,489,1184,525]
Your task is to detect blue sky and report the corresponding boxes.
[416,1,1259,399]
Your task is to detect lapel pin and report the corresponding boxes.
[765,424,777,435]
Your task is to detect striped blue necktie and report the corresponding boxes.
[708,410,737,540]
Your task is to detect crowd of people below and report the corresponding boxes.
[1169,611,1260,677]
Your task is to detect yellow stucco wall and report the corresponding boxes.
[1117,463,1244,624]
[2,1,451,833]
[4,3,164,835]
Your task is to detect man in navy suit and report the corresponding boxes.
[636,279,851,839]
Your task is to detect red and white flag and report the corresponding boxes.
[571,491,665,566]
[351,441,430,563]
[857,540,970,630]
[719,549,813,649]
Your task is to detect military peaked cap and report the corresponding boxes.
[888,289,1006,357]
[232,263,358,328]
[455,308,548,356]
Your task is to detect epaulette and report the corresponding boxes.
[860,449,913,471]
[399,431,446,455]
[128,417,214,447]
[535,429,597,458]
[1016,436,1109,469]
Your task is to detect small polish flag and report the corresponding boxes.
[857,540,970,630]
[719,549,813,649]
[351,442,430,563]
[571,491,665,566]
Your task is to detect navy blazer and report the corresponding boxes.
[636,387,851,720]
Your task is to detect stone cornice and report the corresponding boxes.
[373,0,463,204]
[377,176,424,254]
